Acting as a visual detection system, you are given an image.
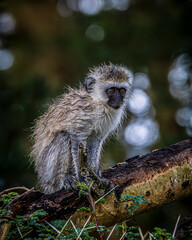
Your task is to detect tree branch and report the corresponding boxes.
[3,139,192,227]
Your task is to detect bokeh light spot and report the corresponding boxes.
[127,88,151,116]
[79,0,104,15]
[124,118,159,147]
[176,107,192,127]
[0,49,14,70]
[85,24,105,42]
[67,0,79,11]
[0,12,16,34]
[168,54,191,102]
[134,73,151,90]
[111,0,131,11]
[168,53,192,137]
[57,0,73,17]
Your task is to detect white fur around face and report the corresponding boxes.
[90,80,130,137]
[90,80,132,105]
[106,107,125,133]
[93,105,125,139]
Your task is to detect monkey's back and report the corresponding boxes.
[31,89,106,162]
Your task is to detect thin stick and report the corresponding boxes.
[70,220,79,236]
[95,186,117,204]
[119,232,126,240]
[88,193,103,240]
[172,214,181,238]
[16,224,23,239]
[45,220,60,234]
[22,229,33,238]
[106,223,117,240]
[143,231,149,239]
[0,186,30,196]
[84,226,105,231]
[76,215,91,240]
[148,232,156,239]
[138,226,144,240]
[56,215,72,239]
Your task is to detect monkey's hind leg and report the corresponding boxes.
[61,134,83,193]
[37,131,72,194]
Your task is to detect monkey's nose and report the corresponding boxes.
[111,100,123,109]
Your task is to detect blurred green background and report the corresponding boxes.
[0,0,192,233]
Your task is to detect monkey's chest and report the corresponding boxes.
[95,109,123,137]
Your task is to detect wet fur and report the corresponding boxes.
[30,63,133,193]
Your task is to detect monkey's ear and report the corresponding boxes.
[85,77,96,93]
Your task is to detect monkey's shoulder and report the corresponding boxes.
[56,89,94,109]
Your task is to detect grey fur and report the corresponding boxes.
[30,64,133,193]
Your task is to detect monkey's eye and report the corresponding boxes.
[119,88,126,95]
[106,88,116,94]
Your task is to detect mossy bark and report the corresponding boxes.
[1,139,192,229]
[73,139,192,226]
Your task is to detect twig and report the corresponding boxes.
[172,214,181,238]
[148,232,156,239]
[143,231,149,239]
[22,229,33,238]
[95,186,117,204]
[16,224,23,239]
[106,223,117,240]
[70,220,79,236]
[45,220,60,234]
[119,232,126,240]
[84,225,104,231]
[0,186,30,196]
[138,226,144,240]
[88,193,103,240]
[56,215,72,239]
[76,215,91,240]
[0,219,8,224]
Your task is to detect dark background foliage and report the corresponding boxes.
[0,0,191,233]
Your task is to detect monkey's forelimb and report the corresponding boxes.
[80,148,114,196]
[87,137,104,176]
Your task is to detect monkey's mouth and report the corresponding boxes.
[108,101,123,109]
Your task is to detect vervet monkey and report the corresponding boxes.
[31,63,133,194]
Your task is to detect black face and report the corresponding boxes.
[106,87,126,109]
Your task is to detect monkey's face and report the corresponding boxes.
[105,87,126,109]
[85,64,133,109]
[87,79,131,110]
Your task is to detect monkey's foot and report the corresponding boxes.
[62,175,78,192]
[86,176,114,197]
[81,166,115,196]
[95,177,114,196]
